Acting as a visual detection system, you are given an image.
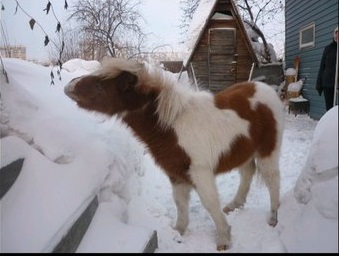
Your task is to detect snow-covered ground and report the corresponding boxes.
[0,58,337,253]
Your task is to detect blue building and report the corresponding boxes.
[285,0,338,119]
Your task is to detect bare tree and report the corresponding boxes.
[68,0,146,60]
[179,0,200,36]
[49,28,83,63]
[78,33,107,60]
[236,0,284,62]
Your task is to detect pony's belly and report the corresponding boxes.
[173,108,250,169]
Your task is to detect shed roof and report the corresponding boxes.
[182,0,258,67]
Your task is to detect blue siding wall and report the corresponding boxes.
[285,0,338,120]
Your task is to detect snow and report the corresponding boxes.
[289,96,308,103]
[288,80,303,92]
[1,58,338,253]
[282,107,338,253]
[285,67,297,76]
[62,58,101,76]
[251,41,278,62]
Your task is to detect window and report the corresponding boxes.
[299,23,315,49]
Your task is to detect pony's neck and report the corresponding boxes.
[138,66,192,128]
[122,102,162,144]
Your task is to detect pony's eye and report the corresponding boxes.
[96,83,103,92]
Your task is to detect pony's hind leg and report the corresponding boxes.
[223,159,256,213]
[190,168,231,251]
[171,182,192,235]
[256,156,280,227]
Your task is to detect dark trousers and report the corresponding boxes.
[323,87,335,111]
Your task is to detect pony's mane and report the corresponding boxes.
[142,63,194,128]
[96,58,197,128]
[94,57,142,80]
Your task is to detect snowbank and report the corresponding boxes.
[0,58,151,253]
[279,106,338,253]
[62,58,101,76]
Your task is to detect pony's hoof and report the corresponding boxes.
[223,202,243,214]
[268,218,278,227]
[174,226,186,236]
[223,206,233,214]
[268,210,278,227]
[217,244,229,251]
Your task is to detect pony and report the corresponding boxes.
[64,58,284,251]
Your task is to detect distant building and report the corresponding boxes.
[0,45,26,60]
[140,51,184,64]
[160,60,184,73]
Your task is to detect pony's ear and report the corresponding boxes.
[116,71,138,92]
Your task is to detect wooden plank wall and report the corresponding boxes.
[209,28,236,92]
[189,19,253,93]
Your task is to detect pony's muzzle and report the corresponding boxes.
[64,77,82,101]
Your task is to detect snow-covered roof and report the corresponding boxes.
[182,0,218,66]
[183,0,258,67]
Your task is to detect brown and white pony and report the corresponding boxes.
[64,58,284,251]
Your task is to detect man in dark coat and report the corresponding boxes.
[316,26,338,111]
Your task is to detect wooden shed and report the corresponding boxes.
[285,0,338,120]
[183,0,259,93]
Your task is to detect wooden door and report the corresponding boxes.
[208,28,237,93]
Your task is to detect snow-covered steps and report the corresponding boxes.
[74,198,158,253]
[52,196,99,253]
[0,136,158,253]
[52,196,158,253]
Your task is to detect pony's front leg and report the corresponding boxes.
[171,181,192,235]
[190,168,231,251]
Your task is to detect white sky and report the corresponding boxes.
[1,58,337,253]
[0,0,183,61]
[139,0,183,52]
[1,0,285,61]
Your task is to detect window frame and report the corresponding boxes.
[299,23,315,49]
